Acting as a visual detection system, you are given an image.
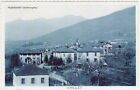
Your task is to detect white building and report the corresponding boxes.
[52,47,76,63]
[102,43,112,55]
[77,46,101,64]
[52,46,101,64]
[19,52,45,65]
[13,64,49,86]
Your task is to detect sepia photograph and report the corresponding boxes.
[4,2,136,87]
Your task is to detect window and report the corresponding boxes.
[25,59,27,63]
[37,61,40,64]
[94,58,97,62]
[31,78,35,84]
[86,58,89,62]
[74,53,77,60]
[95,52,97,56]
[41,78,45,83]
[86,52,89,56]
[21,78,25,84]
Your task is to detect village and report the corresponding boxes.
[5,39,136,86]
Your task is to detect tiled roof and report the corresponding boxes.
[53,47,75,53]
[14,64,49,76]
[20,53,42,55]
[77,46,101,52]
[19,51,42,55]
[19,49,42,54]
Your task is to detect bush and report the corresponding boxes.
[99,76,111,86]
[66,57,72,64]
[11,53,22,68]
[48,57,64,66]
[90,76,98,85]
[44,55,48,63]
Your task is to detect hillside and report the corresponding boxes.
[5,6,136,55]
[33,6,135,45]
[6,15,86,41]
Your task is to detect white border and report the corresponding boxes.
[0,0,139,90]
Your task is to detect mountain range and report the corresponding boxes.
[32,6,135,45]
[6,15,86,41]
[5,6,135,54]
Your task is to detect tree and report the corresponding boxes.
[48,57,64,66]
[90,76,98,85]
[98,75,110,86]
[44,55,48,64]
[66,57,72,64]
[54,57,64,66]
[123,48,135,66]
[49,53,54,60]
[11,53,21,68]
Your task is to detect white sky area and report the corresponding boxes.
[5,2,136,23]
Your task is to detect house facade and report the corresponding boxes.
[19,52,45,65]
[102,43,112,55]
[13,74,49,86]
[13,64,49,86]
[52,47,77,63]
[77,47,101,64]
[52,46,101,64]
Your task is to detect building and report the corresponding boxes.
[102,42,112,55]
[52,47,77,63]
[52,46,101,64]
[19,51,45,65]
[77,46,101,64]
[13,64,49,86]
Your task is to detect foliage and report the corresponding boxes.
[11,53,22,68]
[66,57,72,64]
[44,55,49,63]
[48,56,64,66]
[49,53,54,61]
[90,76,98,85]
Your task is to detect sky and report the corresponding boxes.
[5,2,136,23]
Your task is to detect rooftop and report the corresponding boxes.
[53,47,76,53]
[13,64,49,76]
[19,49,43,54]
[77,46,101,52]
[19,51,42,55]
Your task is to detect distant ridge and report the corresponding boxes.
[32,6,135,45]
[6,15,86,41]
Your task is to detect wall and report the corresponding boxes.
[13,73,49,86]
[19,54,42,64]
[53,52,75,63]
[53,52,101,64]
[77,52,101,63]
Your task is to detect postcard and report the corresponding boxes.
[0,0,139,90]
